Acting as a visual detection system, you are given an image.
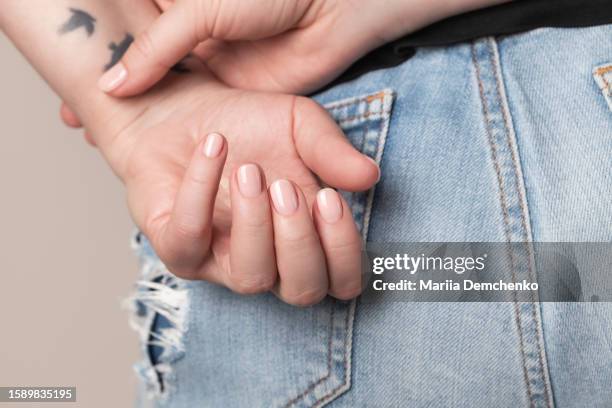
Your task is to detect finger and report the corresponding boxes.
[314,188,363,300]
[97,1,200,96]
[60,102,82,128]
[155,132,226,276]
[98,0,314,97]
[270,179,328,306]
[292,97,380,192]
[58,103,97,147]
[227,163,277,294]
[83,131,97,147]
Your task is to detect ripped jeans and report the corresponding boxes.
[128,26,612,408]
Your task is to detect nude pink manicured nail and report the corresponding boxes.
[317,188,343,223]
[203,133,223,158]
[270,180,298,216]
[237,164,262,198]
[97,62,127,92]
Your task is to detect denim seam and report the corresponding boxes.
[489,42,532,242]
[325,91,389,112]
[363,97,392,237]
[488,39,553,408]
[336,112,386,126]
[595,64,612,88]
[358,121,371,159]
[313,89,392,407]
[282,302,336,408]
[471,42,534,406]
[473,37,554,408]
[313,301,354,408]
[282,89,394,408]
[313,94,375,407]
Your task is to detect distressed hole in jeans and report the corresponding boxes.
[126,231,189,400]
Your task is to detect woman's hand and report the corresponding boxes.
[96,0,511,96]
[60,0,510,125]
[160,131,363,305]
[1,0,376,306]
[101,67,377,305]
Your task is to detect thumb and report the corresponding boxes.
[293,97,380,192]
[97,2,198,97]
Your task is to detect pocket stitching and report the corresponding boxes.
[593,63,612,111]
[292,89,394,408]
[281,302,337,408]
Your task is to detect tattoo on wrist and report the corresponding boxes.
[59,8,96,36]
[59,8,190,74]
[106,33,134,70]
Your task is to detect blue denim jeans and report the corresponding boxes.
[130,25,612,408]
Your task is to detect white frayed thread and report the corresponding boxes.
[125,253,189,400]
[134,279,188,346]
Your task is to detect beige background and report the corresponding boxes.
[0,35,139,406]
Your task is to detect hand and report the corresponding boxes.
[59,0,509,125]
[92,65,378,305]
[167,132,364,305]
[95,0,505,96]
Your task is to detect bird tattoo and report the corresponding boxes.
[105,34,134,71]
[59,8,96,37]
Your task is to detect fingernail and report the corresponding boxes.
[270,179,298,216]
[366,156,381,183]
[203,132,223,158]
[317,188,343,223]
[98,62,127,92]
[237,164,262,198]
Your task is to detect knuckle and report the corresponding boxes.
[154,230,206,269]
[132,30,156,59]
[285,287,327,307]
[131,30,171,70]
[198,0,222,38]
[294,96,327,124]
[186,169,213,187]
[154,242,182,268]
[230,274,276,295]
[326,236,362,254]
[173,218,207,241]
[239,212,273,230]
[167,266,199,280]
[234,220,273,243]
[294,95,317,112]
[281,230,321,252]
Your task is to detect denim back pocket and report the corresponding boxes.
[128,90,394,408]
[324,90,394,237]
[593,63,612,111]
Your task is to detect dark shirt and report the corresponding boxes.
[324,0,612,90]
